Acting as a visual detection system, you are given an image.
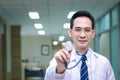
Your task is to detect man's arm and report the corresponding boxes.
[44,58,66,80]
[45,42,72,80]
[106,60,115,80]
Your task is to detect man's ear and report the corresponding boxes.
[92,29,96,38]
[68,28,72,37]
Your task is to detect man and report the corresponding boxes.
[45,11,115,80]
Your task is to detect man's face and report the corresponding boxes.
[68,17,96,49]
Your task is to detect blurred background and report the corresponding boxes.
[0,0,120,80]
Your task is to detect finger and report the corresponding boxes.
[55,49,69,63]
[55,54,64,63]
[55,51,66,63]
[61,49,71,62]
[61,42,65,48]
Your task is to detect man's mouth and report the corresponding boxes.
[79,40,87,44]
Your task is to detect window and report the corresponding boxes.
[111,6,119,27]
[99,13,110,33]
[95,22,100,35]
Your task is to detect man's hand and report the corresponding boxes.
[54,42,72,74]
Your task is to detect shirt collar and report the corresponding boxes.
[71,48,91,62]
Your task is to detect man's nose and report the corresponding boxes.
[80,30,86,37]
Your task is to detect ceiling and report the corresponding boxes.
[0,0,119,42]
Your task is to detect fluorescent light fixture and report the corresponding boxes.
[34,23,43,29]
[53,41,58,46]
[58,36,65,41]
[67,11,76,19]
[38,30,45,35]
[63,23,70,29]
[28,12,40,19]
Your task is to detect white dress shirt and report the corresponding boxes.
[45,48,115,80]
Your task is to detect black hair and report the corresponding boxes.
[70,10,95,29]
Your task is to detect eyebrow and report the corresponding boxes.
[74,26,92,29]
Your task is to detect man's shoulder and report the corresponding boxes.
[89,48,109,62]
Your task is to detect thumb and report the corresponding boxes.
[61,42,66,48]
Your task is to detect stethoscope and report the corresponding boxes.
[65,50,88,70]
[65,49,93,80]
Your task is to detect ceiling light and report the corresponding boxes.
[63,23,70,29]
[67,11,76,19]
[58,36,65,41]
[28,12,40,19]
[34,23,43,29]
[38,30,45,35]
[53,41,58,46]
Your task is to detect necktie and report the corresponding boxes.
[80,55,88,80]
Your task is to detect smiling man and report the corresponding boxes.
[45,10,115,80]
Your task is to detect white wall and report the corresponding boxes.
[21,36,53,68]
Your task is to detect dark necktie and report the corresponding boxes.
[80,55,88,80]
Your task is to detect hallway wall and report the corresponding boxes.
[0,24,2,80]
[21,36,53,68]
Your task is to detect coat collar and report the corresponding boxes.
[70,48,96,62]
[70,47,99,67]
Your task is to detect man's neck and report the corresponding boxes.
[76,47,88,53]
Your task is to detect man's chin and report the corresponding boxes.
[79,44,87,49]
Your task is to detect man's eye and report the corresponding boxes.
[85,29,90,32]
[75,29,81,31]
[85,28,91,32]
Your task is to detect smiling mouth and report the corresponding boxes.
[79,40,87,44]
